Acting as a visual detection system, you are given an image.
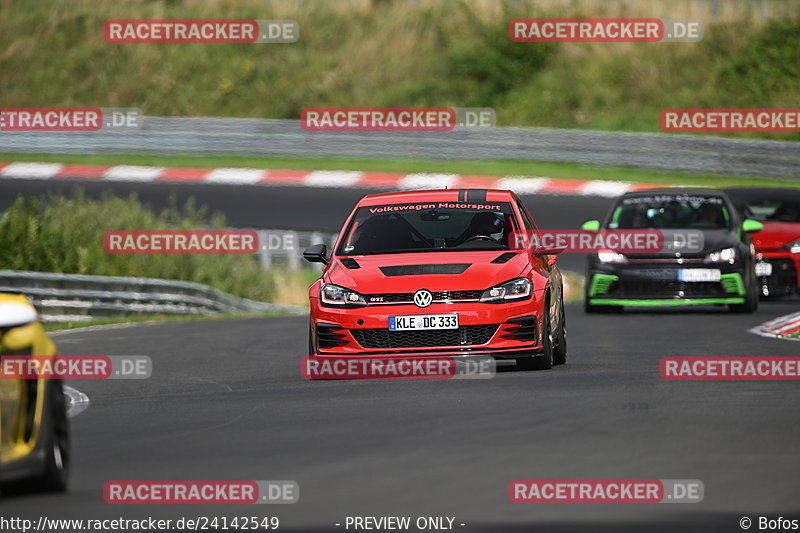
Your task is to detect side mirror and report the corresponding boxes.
[742,219,763,233]
[535,244,567,255]
[532,234,567,255]
[581,220,600,231]
[303,243,329,265]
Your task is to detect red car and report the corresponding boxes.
[303,189,566,370]
[726,188,800,297]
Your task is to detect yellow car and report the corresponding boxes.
[0,292,69,494]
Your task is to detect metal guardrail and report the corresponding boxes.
[0,270,305,322]
[1,117,797,178]
[0,230,335,321]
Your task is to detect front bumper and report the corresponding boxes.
[309,297,543,357]
[755,251,800,296]
[586,263,747,307]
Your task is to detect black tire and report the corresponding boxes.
[305,320,325,380]
[730,274,758,314]
[308,318,315,355]
[553,305,567,366]
[37,381,70,493]
[517,302,553,371]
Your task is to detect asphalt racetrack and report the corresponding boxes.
[2,178,800,531]
[4,303,799,531]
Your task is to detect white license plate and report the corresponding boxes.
[678,269,721,282]
[756,262,773,277]
[389,314,458,331]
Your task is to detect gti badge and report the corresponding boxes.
[413,289,433,308]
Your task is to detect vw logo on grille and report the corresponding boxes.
[413,289,433,308]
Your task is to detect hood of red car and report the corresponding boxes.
[324,251,529,293]
[752,222,800,251]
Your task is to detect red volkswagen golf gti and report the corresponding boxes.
[304,189,566,370]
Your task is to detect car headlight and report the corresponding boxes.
[320,284,366,307]
[480,278,532,303]
[597,250,628,264]
[788,238,800,254]
[706,247,736,263]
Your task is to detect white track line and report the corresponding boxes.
[304,170,363,188]
[579,180,635,197]
[397,173,459,190]
[494,176,550,194]
[205,168,266,184]
[49,320,176,337]
[103,165,164,182]
[1,162,64,179]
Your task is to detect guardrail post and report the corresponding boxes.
[286,230,300,270]
[257,230,272,269]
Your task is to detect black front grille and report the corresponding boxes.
[499,316,537,342]
[379,264,470,276]
[351,324,499,349]
[316,323,349,349]
[432,290,483,300]
[366,290,483,304]
[609,280,726,298]
[761,259,798,297]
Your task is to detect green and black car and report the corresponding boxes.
[583,189,761,313]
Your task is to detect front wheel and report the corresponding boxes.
[517,305,553,371]
[37,381,70,493]
[308,319,315,355]
[553,305,567,366]
[730,275,758,314]
[0,382,69,496]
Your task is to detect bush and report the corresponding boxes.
[0,192,317,305]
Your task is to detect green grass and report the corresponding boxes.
[562,270,584,303]
[0,0,798,140]
[44,311,295,332]
[2,152,798,189]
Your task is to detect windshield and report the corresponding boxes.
[338,201,517,255]
[608,194,731,230]
[731,197,800,223]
